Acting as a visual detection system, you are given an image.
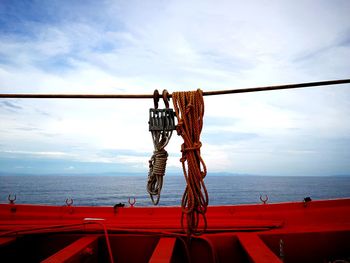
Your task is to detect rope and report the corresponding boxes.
[84,221,115,263]
[147,129,172,205]
[172,89,208,236]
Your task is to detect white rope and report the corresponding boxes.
[147,130,172,205]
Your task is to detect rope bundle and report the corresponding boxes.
[172,89,208,236]
[147,118,173,205]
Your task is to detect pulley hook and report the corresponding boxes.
[153,89,160,109]
[162,89,170,108]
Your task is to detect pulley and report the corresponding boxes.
[149,108,175,131]
[149,90,175,131]
[147,89,175,205]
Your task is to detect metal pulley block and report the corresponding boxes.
[149,108,175,131]
[149,89,176,131]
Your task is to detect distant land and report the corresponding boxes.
[0,171,348,177]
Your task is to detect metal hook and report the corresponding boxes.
[153,89,159,109]
[66,198,74,206]
[260,195,268,204]
[8,194,16,204]
[162,89,170,109]
[128,197,136,207]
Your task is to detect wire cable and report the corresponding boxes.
[0,78,349,99]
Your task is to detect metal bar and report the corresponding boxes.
[149,237,176,263]
[41,235,100,263]
[237,233,282,263]
[0,237,16,247]
[203,78,350,96]
[0,78,349,99]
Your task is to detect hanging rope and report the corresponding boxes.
[147,90,174,205]
[147,130,171,204]
[172,89,208,236]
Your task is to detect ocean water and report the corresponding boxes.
[0,175,349,207]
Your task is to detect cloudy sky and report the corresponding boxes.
[0,0,349,176]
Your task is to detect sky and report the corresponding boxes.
[0,0,349,176]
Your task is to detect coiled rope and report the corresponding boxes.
[172,89,208,236]
[147,129,172,204]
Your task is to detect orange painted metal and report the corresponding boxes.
[0,198,349,262]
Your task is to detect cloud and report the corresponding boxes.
[98,149,149,158]
[293,28,350,64]
[0,1,349,176]
[0,149,75,159]
[203,131,259,145]
[0,100,23,111]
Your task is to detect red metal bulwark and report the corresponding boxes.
[0,198,349,262]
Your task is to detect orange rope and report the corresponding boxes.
[172,89,208,236]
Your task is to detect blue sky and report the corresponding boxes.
[0,0,349,176]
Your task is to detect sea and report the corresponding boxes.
[0,175,349,207]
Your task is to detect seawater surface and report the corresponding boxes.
[0,175,349,207]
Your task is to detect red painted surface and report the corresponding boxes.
[0,237,16,247]
[149,238,176,263]
[42,236,99,263]
[237,234,282,263]
[0,198,349,262]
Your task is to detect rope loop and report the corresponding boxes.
[176,121,183,135]
[185,104,194,115]
[147,131,171,205]
[149,149,168,176]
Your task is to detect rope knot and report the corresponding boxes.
[193,142,202,150]
[185,104,194,115]
[181,142,202,152]
[180,143,185,152]
[176,120,183,135]
[180,156,187,163]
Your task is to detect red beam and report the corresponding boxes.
[149,237,176,263]
[238,234,282,263]
[0,237,16,247]
[41,236,100,263]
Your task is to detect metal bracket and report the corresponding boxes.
[260,195,269,204]
[8,194,16,205]
[66,198,74,206]
[128,197,136,208]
